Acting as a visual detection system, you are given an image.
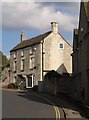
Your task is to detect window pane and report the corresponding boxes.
[30,57,34,69]
[21,59,25,70]
[60,44,64,48]
[21,49,24,56]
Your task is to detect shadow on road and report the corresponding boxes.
[17,90,89,119]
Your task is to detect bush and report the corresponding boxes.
[7,83,16,89]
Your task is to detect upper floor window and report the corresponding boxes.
[14,51,17,59]
[59,43,64,49]
[30,46,36,55]
[13,60,17,72]
[21,49,24,57]
[21,58,25,71]
[30,57,34,69]
[30,47,34,55]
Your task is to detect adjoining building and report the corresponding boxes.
[72,1,89,104]
[10,22,72,89]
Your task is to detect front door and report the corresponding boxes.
[26,75,34,88]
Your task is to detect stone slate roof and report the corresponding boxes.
[10,31,51,52]
[10,30,72,52]
[84,1,89,21]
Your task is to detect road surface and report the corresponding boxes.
[2,89,60,119]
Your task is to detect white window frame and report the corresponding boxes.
[26,75,34,88]
[58,43,64,49]
[13,60,17,72]
[21,58,25,71]
[21,49,24,57]
[14,51,17,58]
[14,76,16,83]
[30,47,34,55]
[30,57,34,69]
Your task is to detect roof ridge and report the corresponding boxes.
[10,31,52,52]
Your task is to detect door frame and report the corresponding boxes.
[26,74,34,88]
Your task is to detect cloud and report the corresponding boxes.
[1,0,81,2]
[2,2,79,32]
[41,2,80,15]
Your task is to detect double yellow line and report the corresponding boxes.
[34,94,60,120]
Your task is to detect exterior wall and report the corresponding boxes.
[44,33,72,74]
[10,44,42,86]
[10,28,72,89]
[44,72,73,96]
[73,2,89,104]
[78,3,89,104]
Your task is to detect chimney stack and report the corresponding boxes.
[21,32,26,42]
[51,22,58,33]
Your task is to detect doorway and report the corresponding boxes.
[26,74,34,88]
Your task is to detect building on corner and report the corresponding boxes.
[72,1,89,104]
[10,22,72,89]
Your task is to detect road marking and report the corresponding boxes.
[34,94,60,120]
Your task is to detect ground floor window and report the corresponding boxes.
[14,76,16,83]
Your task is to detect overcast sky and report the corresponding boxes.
[1,1,80,57]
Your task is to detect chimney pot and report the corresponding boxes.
[51,22,58,33]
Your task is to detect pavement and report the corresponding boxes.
[29,91,89,119]
[56,93,89,119]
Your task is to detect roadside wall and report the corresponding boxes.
[44,71,73,97]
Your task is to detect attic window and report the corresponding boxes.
[59,43,64,49]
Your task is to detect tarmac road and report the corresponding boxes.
[2,89,60,119]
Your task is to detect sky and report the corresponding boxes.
[1,1,80,58]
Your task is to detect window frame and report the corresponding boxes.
[21,58,25,71]
[21,49,24,57]
[59,43,64,49]
[29,57,34,69]
[13,60,17,72]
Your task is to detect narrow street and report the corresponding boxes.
[2,89,60,119]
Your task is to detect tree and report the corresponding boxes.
[0,51,9,69]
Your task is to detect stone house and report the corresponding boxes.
[10,22,72,89]
[72,1,89,104]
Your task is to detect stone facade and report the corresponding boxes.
[10,22,72,89]
[72,2,89,105]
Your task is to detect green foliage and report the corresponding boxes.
[0,51,9,80]
[7,83,16,89]
[0,51,9,69]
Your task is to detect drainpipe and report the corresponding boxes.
[40,40,44,81]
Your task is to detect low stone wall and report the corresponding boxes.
[44,70,73,97]
[57,76,73,96]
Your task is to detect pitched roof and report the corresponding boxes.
[10,31,51,52]
[83,1,89,21]
[10,30,72,52]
